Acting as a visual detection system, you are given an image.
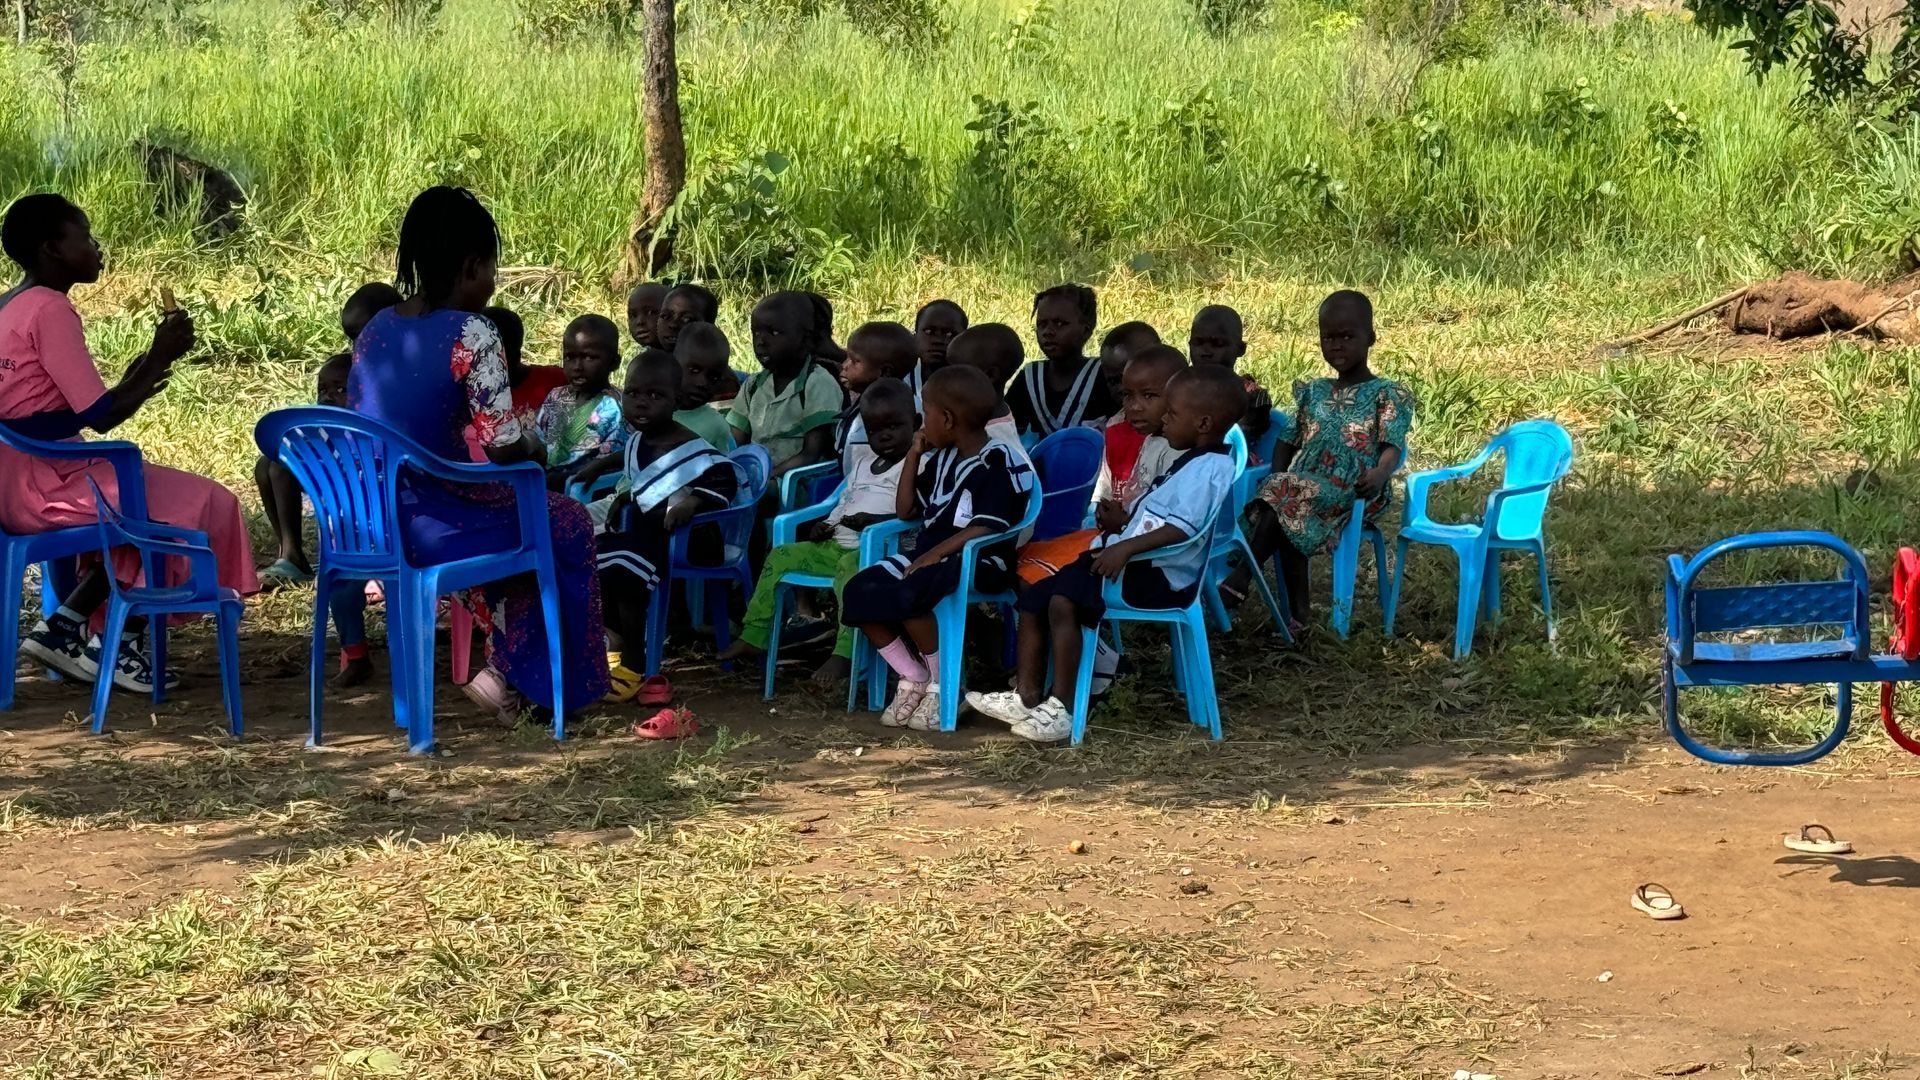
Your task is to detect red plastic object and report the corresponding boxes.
[1881,547,1920,755]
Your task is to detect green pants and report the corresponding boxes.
[740,540,862,658]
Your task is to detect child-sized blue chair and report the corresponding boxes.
[1201,427,1290,640]
[1029,427,1103,541]
[83,481,243,736]
[1662,531,1914,766]
[641,445,770,677]
[778,459,843,515]
[256,406,571,753]
[760,475,896,700]
[1384,419,1573,658]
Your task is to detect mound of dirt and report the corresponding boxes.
[1724,271,1900,339]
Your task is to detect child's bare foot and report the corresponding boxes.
[715,639,764,663]
[809,654,851,688]
[332,655,374,689]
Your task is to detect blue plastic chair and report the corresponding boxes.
[761,475,902,701]
[256,407,571,753]
[1029,427,1104,541]
[1249,406,1292,468]
[640,445,770,678]
[0,423,161,711]
[1067,464,1237,746]
[1201,428,1291,640]
[778,459,843,514]
[565,470,622,504]
[82,481,243,736]
[1384,420,1573,658]
[1661,531,1905,766]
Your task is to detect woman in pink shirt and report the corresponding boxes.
[0,193,257,694]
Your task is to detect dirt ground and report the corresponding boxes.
[4,637,1919,1079]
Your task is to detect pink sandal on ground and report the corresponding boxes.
[460,666,521,724]
[634,706,699,740]
[637,675,673,707]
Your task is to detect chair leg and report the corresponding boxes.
[216,600,243,737]
[402,580,440,754]
[0,552,26,711]
[308,569,332,747]
[385,580,412,732]
[148,612,168,706]
[1453,548,1483,660]
[91,598,130,735]
[536,571,567,742]
[1182,612,1223,739]
[1369,528,1389,627]
[1384,537,1409,637]
[1070,625,1098,746]
[644,581,669,680]
[937,604,964,732]
[1201,576,1231,634]
[1534,540,1556,647]
[1482,549,1502,627]
[764,584,786,701]
[1330,511,1362,640]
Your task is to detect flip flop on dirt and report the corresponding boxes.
[1631,883,1686,921]
[637,675,673,707]
[258,558,313,590]
[634,706,699,740]
[1784,824,1854,855]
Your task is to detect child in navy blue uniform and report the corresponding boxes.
[967,366,1247,742]
[840,365,1034,731]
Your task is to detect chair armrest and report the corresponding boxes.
[772,498,836,547]
[1097,530,1210,606]
[857,518,917,566]
[1482,478,1560,519]
[566,472,621,503]
[110,516,212,549]
[1404,459,1485,523]
[779,461,841,511]
[0,427,151,521]
[102,519,219,592]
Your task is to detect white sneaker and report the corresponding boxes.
[879,680,927,727]
[965,690,1034,725]
[21,621,97,683]
[1010,697,1073,743]
[904,686,943,731]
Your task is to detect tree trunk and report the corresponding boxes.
[624,0,685,283]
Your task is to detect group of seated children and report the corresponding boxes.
[287,277,1410,742]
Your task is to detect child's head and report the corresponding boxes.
[341,282,401,343]
[842,321,918,394]
[750,290,817,375]
[622,349,684,434]
[1318,290,1376,377]
[483,305,525,370]
[1119,344,1188,437]
[316,351,352,408]
[627,283,668,350]
[1032,283,1097,363]
[859,377,918,465]
[806,291,837,350]
[1098,320,1161,400]
[562,314,622,393]
[914,299,968,373]
[1188,304,1247,371]
[919,365,999,449]
[657,283,719,351]
[1160,366,1248,453]
[947,323,1024,393]
[673,322,730,410]
[395,185,499,311]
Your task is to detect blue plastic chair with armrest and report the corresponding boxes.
[255,406,570,753]
[1200,427,1291,640]
[1028,427,1103,542]
[640,444,770,677]
[1384,420,1573,658]
[0,423,160,710]
[83,480,242,736]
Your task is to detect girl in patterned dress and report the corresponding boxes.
[1234,290,1414,629]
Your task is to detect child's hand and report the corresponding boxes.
[903,551,944,576]
[605,492,633,525]
[1094,497,1127,534]
[1355,463,1393,500]
[908,430,931,457]
[662,496,699,532]
[806,519,838,543]
[1090,544,1131,580]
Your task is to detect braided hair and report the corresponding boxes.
[394,186,498,305]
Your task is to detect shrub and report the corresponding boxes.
[297,0,444,33]
[516,0,643,43]
[1185,0,1270,39]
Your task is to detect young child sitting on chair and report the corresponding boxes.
[670,324,736,451]
[839,365,1034,731]
[537,314,627,492]
[968,366,1246,743]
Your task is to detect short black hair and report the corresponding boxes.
[566,313,621,352]
[665,282,720,322]
[1170,365,1248,429]
[675,321,730,361]
[755,289,817,333]
[483,306,524,360]
[1320,289,1374,330]
[628,281,667,304]
[915,298,967,328]
[1192,303,1244,338]
[847,321,918,375]
[394,186,499,304]
[947,323,1024,390]
[628,346,682,390]
[1125,343,1188,382]
[1033,283,1097,327]
[1100,320,1160,356]
[342,282,401,336]
[860,376,916,421]
[924,364,1000,430]
[316,350,352,384]
[1,193,84,269]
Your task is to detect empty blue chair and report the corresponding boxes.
[256,407,571,753]
[641,445,770,677]
[1201,427,1290,640]
[0,423,158,710]
[1664,532,1894,766]
[1029,427,1103,541]
[83,481,242,737]
[1385,420,1573,658]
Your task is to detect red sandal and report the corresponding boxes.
[634,706,699,740]
[637,675,674,707]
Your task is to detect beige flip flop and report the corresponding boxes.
[1783,824,1853,855]
[1631,883,1686,920]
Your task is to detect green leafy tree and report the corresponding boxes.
[1686,0,1920,117]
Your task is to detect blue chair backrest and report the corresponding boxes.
[1213,430,1251,561]
[1029,427,1104,540]
[731,444,772,507]
[1489,419,1573,541]
[1251,406,1292,465]
[1668,532,1871,662]
[254,407,408,568]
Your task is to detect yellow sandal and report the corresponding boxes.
[604,661,647,704]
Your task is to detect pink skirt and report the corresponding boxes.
[0,446,260,599]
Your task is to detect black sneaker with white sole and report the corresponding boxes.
[20,621,99,684]
[84,635,181,693]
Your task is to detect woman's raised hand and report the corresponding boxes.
[150,308,195,364]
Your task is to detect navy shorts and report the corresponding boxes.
[840,553,1015,626]
[1017,550,1196,628]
